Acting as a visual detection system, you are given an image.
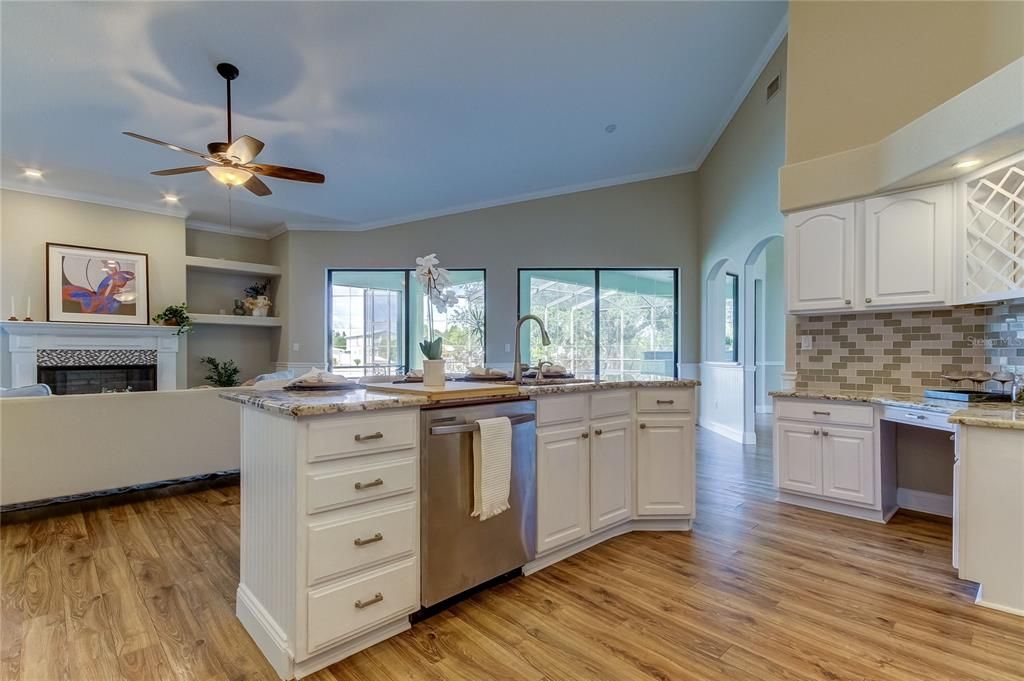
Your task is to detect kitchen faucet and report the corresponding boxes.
[513,314,551,383]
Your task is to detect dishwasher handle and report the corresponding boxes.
[430,413,536,435]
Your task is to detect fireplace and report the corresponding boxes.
[38,364,158,395]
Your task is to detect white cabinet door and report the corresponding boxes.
[536,426,590,553]
[785,202,856,313]
[821,426,875,505]
[863,185,951,308]
[589,418,633,531]
[636,416,693,516]
[776,421,823,495]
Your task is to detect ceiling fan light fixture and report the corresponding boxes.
[206,165,252,186]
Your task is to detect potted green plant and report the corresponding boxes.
[414,253,458,387]
[200,356,240,387]
[152,303,193,335]
[243,280,272,317]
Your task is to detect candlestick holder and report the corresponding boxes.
[21,316,33,321]
[6,316,17,321]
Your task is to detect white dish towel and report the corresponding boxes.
[472,416,513,521]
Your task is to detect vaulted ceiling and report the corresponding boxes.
[1,1,787,236]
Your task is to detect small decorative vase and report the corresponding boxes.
[422,359,446,387]
[246,295,271,317]
[232,299,246,316]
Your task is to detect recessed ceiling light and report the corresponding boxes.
[162,193,180,203]
[605,124,617,134]
[953,159,981,169]
[22,168,43,178]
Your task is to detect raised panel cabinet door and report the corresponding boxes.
[589,418,633,531]
[536,426,590,553]
[785,202,856,313]
[775,421,823,495]
[863,185,951,308]
[636,416,693,516]
[821,426,875,505]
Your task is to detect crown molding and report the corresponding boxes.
[184,219,279,240]
[693,11,788,169]
[291,165,697,233]
[0,181,189,219]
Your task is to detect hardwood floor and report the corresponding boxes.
[3,418,1023,680]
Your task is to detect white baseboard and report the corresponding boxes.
[523,517,691,576]
[975,586,1024,617]
[699,418,749,444]
[896,487,953,518]
[292,618,411,679]
[236,585,292,680]
[776,491,896,524]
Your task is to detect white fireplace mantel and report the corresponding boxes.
[1,321,181,390]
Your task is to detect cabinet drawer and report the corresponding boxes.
[536,394,587,427]
[881,406,954,432]
[776,400,873,428]
[307,457,416,514]
[306,558,418,654]
[590,391,632,419]
[307,411,416,463]
[636,389,692,413]
[307,503,416,585]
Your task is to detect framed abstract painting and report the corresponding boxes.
[46,243,150,324]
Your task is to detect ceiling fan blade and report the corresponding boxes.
[248,164,325,184]
[122,132,212,160]
[207,142,229,155]
[225,135,264,165]
[243,174,272,197]
[150,166,209,176]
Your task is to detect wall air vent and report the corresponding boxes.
[766,75,781,102]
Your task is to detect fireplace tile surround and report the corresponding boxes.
[795,302,1024,394]
[1,321,180,391]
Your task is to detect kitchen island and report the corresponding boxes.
[771,389,1024,618]
[221,379,699,679]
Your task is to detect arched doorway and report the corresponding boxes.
[742,235,784,444]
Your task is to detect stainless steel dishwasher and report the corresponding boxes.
[419,398,537,607]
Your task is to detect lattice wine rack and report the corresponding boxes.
[963,159,1024,300]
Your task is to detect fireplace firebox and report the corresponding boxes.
[37,364,158,395]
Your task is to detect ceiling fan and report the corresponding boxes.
[123,62,325,197]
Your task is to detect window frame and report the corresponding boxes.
[516,267,679,380]
[724,271,739,363]
[325,268,487,375]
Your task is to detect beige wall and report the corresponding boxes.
[699,39,787,360]
[0,189,188,385]
[786,1,1024,164]
[273,174,701,371]
[186,228,272,263]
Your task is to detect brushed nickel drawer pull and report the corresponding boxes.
[593,428,603,436]
[581,432,589,439]
[354,532,383,547]
[354,592,383,609]
[656,399,675,405]
[639,423,647,429]
[354,478,384,490]
[355,431,384,442]
[812,410,831,416]
[914,414,926,420]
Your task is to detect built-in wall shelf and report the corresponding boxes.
[185,255,282,277]
[190,314,282,327]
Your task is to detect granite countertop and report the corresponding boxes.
[770,389,1024,431]
[221,378,700,417]
[219,387,430,417]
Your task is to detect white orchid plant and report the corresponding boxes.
[414,253,458,360]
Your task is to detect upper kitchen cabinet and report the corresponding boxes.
[785,202,856,313]
[862,185,951,309]
[785,186,953,314]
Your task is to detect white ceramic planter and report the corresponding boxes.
[422,359,446,387]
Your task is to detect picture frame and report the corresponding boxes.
[46,242,150,325]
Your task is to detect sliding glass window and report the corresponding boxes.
[328,269,485,377]
[519,269,678,380]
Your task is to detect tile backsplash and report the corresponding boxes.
[795,303,1024,394]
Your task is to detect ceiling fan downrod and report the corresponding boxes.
[216,62,239,143]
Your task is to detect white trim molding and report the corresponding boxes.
[896,488,953,518]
